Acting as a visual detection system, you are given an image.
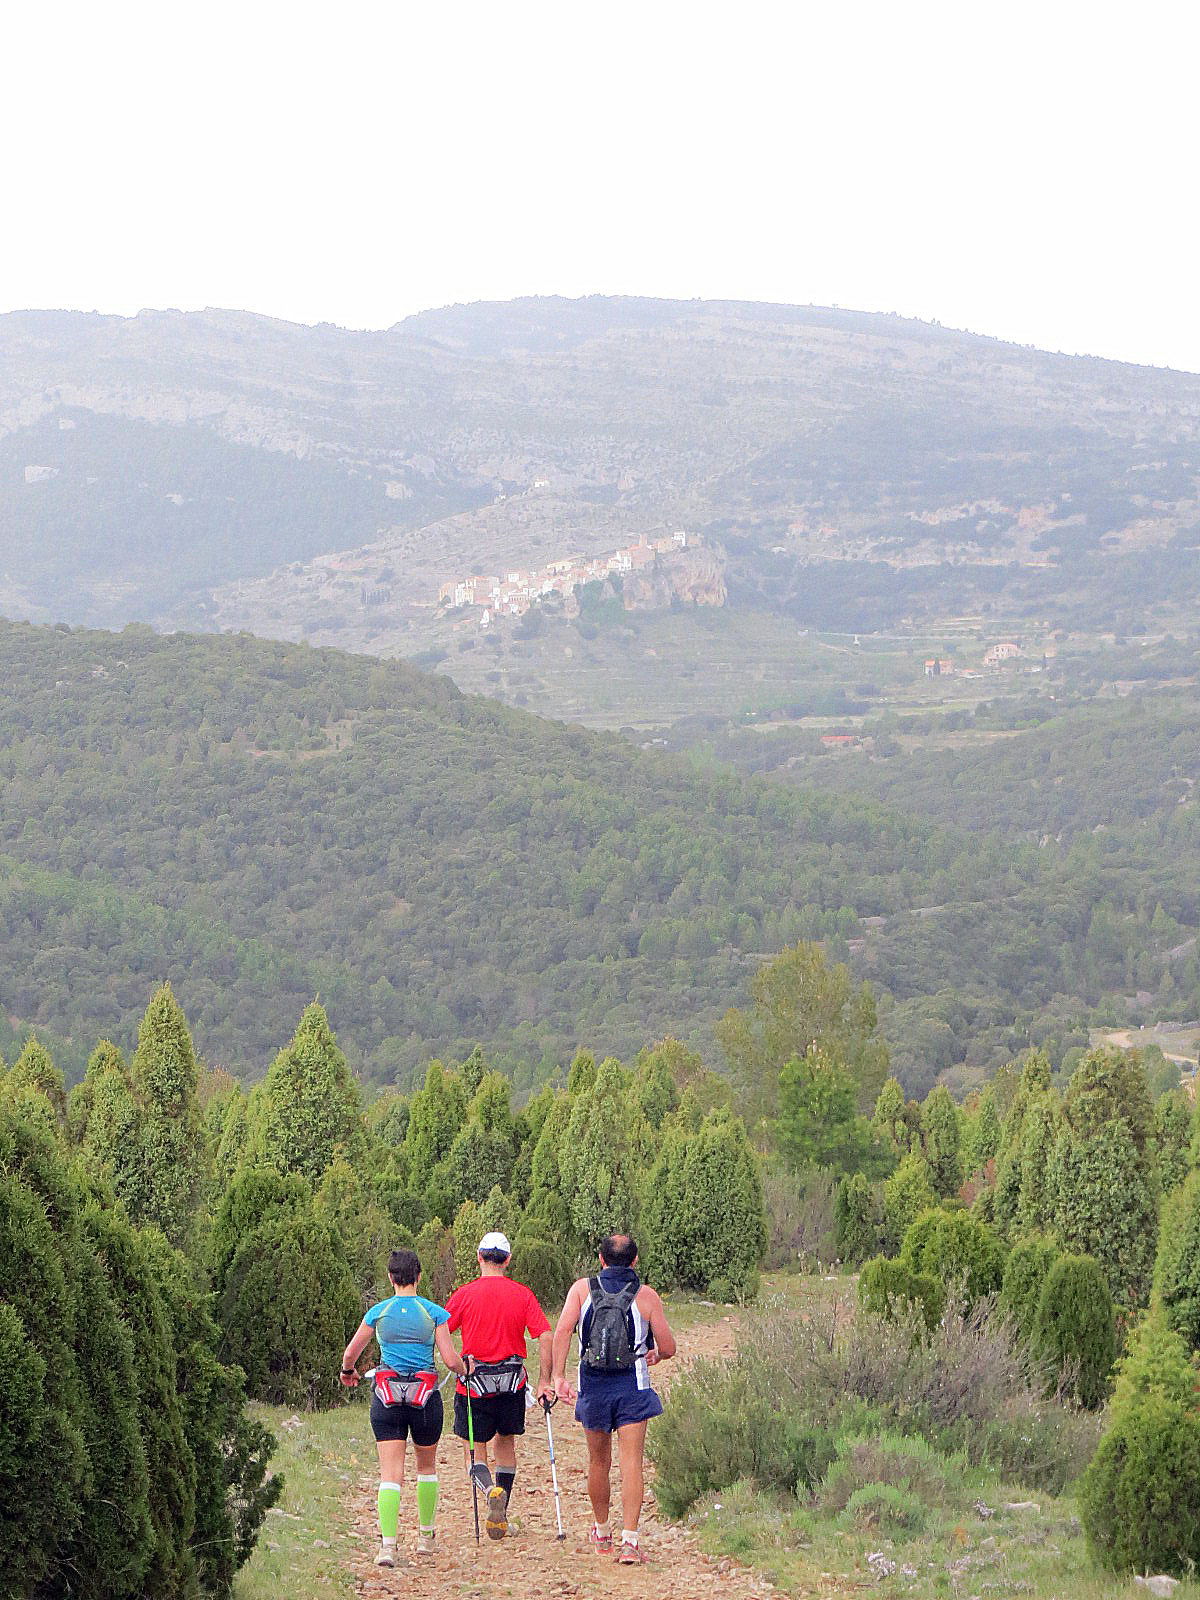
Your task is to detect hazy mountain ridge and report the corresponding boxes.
[2,297,1198,652]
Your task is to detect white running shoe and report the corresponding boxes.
[416,1530,436,1555]
[374,1542,396,1567]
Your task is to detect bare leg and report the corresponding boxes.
[492,1434,517,1473]
[584,1429,613,1526]
[377,1438,408,1487]
[616,1421,649,1534]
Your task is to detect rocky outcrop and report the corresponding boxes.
[621,544,726,611]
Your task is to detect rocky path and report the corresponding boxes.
[347,1308,777,1600]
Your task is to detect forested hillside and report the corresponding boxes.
[3,619,1200,1089]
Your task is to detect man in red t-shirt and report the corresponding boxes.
[445,1231,553,1540]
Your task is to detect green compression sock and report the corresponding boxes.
[378,1480,401,1540]
[416,1474,439,1531]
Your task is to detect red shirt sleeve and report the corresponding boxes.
[524,1286,551,1339]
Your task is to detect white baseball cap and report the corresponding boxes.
[478,1231,512,1255]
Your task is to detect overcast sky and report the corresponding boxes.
[3,0,1196,371]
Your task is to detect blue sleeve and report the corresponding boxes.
[422,1297,450,1326]
[363,1301,385,1328]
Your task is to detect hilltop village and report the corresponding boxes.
[437,531,694,625]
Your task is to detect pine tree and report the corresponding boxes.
[249,1001,364,1185]
[1154,1168,1200,1351]
[921,1085,964,1198]
[1030,1252,1116,1407]
[126,984,207,1247]
[777,1047,879,1173]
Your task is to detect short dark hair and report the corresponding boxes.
[478,1248,510,1266]
[599,1234,638,1268]
[388,1248,421,1285]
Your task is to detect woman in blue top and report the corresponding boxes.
[340,1248,466,1566]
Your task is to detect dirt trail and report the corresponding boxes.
[347,1308,776,1600]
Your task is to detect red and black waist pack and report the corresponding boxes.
[370,1368,438,1408]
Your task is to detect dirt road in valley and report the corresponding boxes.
[347,1307,778,1600]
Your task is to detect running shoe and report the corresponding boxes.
[416,1531,436,1555]
[485,1484,509,1540]
[616,1540,649,1564]
[374,1543,396,1567]
[589,1526,614,1551]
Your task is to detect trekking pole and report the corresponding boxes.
[465,1358,481,1547]
[540,1394,566,1542]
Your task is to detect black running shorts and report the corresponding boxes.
[453,1388,526,1442]
[370,1388,444,1446]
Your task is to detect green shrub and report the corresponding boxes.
[1080,1312,1200,1574]
[842,1483,927,1533]
[649,1359,835,1517]
[898,1207,1006,1303]
[1000,1234,1061,1342]
[818,1430,955,1513]
[858,1256,944,1332]
[1030,1253,1116,1409]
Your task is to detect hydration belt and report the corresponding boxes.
[464,1357,527,1398]
[369,1368,438,1408]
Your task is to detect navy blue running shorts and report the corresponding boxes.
[574,1379,664,1433]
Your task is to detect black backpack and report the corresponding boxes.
[581,1277,639,1371]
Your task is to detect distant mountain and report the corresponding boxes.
[2,298,1198,698]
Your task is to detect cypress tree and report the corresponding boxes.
[991,1053,1056,1235]
[1016,1097,1060,1235]
[1155,1087,1192,1195]
[1,1037,67,1134]
[438,1071,517,1207]
[126,983,207,1247]
[1030,1251,1116,1409]
[675,1109,765,1300]
[0,1300,56,1597]
[633,1046,680,1129]
[249,1001,364,1184]
[566,1048,597,1095]
[1000,1233,1061,1342]
[67,1039,126,1147]
[210,1166,310,1296]
[881,1152,937,1255]
[834,1172,879,1266]
[899,1207,1006,1304]
[641,1120,692,1288]
[219,1201,358,1407]
[314,1155,393,1303]
[1050,1115,1157,1308]
[529,1093,571,1193]
[1080,1313,1200,1574]
[560,1058,644,1246]
[212,1087,251,1194]
[1154,1168,1200,1351]
[921,1084,964,1198]
[961,1083,1002,1175]
[403,1059,463,1181]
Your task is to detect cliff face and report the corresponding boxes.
[621,545,726,611]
